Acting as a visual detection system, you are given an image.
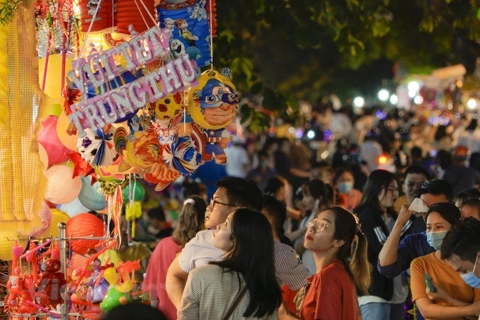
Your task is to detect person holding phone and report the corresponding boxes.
[410,203,480,319]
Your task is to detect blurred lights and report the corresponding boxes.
[306,130,315,139]
[378,155,388,165]
[414,95,423,105]
[389,94,398,105]
[467,98,477,110]
[378,89,389,101]
[408,81,420,98]
[353,96,365,108]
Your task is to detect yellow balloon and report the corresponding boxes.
[104,267,118,285]
[187,70,238,130]
[36,209,71,238]
[56,110,78,151]
[38,54,73,102]
[0,230,28,261]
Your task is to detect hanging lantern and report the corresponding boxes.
[79,0,114,32]
[116,0,156,35]
[66,213,105,254]
[45,165,83,204]
[78,175,107,211]
[0,230,28,261]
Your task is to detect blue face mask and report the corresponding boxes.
[460,255,480,288]
[426,231,448,251]
[338,181,354,194]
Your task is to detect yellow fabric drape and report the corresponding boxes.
[0,3,47,260]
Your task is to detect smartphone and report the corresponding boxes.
[424,273,436,293]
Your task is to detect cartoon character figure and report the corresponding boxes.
[186,70,239,164]
[188,3,207,21]
[170,39,186,58]
[36,258,66,308]
[174,19,199,46]
[194,78,239,127]
[163,18,175,38]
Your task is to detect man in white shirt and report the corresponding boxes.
[224,136,250,177]
[166,177,311,308]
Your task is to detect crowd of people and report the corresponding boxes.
[104,106,480,319]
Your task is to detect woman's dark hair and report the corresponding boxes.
[172,195,207,247]
[210,208,282,317]
[303,179,333,209]
[263,175,286,196]
[425,203,461,226]
[436,150,453,170]
[262,194,287,238]
[328,207,371,294]
[434,125,449,141]
[466,118,478,132]
[354,170,397,214]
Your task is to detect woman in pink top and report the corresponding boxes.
[143,196,206,320]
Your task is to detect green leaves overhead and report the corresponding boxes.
[213,0,480,127]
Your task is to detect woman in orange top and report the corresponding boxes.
[410,203,480,319]
[279,206,370,320]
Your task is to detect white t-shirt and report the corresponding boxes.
[224,145,250,178]
[179,230,311,290]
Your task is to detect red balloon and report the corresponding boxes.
[66,213,105,254]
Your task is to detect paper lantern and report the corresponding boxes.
[157,0,214,67]
[78,0,113,32]
[59,197,91,217]
[66,213,105,254]
[36,209,71,238]
[57,110,78,151]
[37,116,70,167]
[45,165,82,204]
[122,181,145,201]
[78,176,106,211]
[0,230,28,261]
[117,0,156,35]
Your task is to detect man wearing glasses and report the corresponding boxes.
[166,177,311,308]
[378,179,453,278]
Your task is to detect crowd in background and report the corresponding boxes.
[111,101,480,320]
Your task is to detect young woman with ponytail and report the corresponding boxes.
[279,206,371,320]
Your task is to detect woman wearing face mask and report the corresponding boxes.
[178,208,282,319]
[410,203,480,319]
[333,167,362,211]
[353,170,401,319]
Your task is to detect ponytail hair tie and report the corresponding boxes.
[184,198,195,206]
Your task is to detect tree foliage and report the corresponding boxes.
[212,0,480,128]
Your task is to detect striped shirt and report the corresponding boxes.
[179,230,311,290]
[178,264,278,319]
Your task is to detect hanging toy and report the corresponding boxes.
[36,258,66,309]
